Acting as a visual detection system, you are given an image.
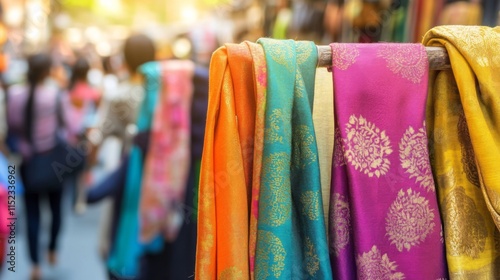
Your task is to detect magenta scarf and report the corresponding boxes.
[329,43,448,279]
[140,60,194,242]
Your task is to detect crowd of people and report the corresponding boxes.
[0,30,209,279]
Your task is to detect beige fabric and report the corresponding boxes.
[313,68,335,229]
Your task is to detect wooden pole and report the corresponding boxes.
[316,46,450,70]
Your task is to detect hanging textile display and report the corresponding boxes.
[329,43,448,279]
[195,43,257,279]
[245,41,268,280]
[139,60,195,242]
[107,61,163,278]
[255,38,332,279]
[423,25,500,278]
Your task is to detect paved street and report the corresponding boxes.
[1,187,108,280]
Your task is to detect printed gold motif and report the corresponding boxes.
[399,122,435,192]
[385,188,435,252]
[220,267,243,279]
[356,246,405,280]
[260,152,291,227]
[266,109,291,144]
[256,230,286,279]
[334,127,346,167]
[304,237,320,276]
[300,191,321,221]
[296,42,314,65]
[376,44,427,83]
[331,193,351,256]
[331,44,360,70]
[264,39,295,72]
[457,113,480,188]
[292,125,317,169]
[344,115,393,178]
[444,186,488,258]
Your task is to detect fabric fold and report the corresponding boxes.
[255,38,332,279]
[195,43,258,279]
[423,25,500,278]
[244,41,267,280]
[329,42,448,279]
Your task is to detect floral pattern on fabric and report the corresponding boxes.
[356,246,405,280]
[344,115,393,178]
[385,188,435,252]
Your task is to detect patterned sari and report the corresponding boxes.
[108,61,163,278]
[329,43,448,279]
[423,26,500,278]
[140,60,194,242]
[255,39,332,279]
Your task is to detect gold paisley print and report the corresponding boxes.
[334,127,346,167]
[356,246,405,280]
[457,112,480,188]
[300,191,320,221]
[304,237,320,276]
[376,44,426,83]
[344,115,393,178]
[265,109,291,144]
[255,230,286,279]
[264,39,295,72]
[444,186,488,258]
[296,42,313,65]
[399,122,435,192]
[331,193,351,256]
[438,26,491,67]
[385,188,435,252]
[260,152,291,227]
[331,44,359,70]
[220,267,244,279]
[292,125,317,169]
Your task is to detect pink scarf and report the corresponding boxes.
[329,43,448,279]
[140,60,194,242]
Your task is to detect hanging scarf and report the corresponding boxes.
[196,43,257,279]
[423,26,500,278]
[107,61,163,278]
[313,68,335,230]
[329,43,448,279]
[255,39,332,279]
[244,41,267,280]
[139,60,194,243]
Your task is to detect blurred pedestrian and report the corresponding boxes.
[6,53,76,280]
[65,56,101,214]
[86,33,156,280]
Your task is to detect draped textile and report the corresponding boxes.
[245,41,267,279]
[423,26,500,279]
[140,60,194,242]
[255,39,332,279]
[313,68,335,230]
[195,43,257,279]
[329,43,448,279]
[107,62,163,278]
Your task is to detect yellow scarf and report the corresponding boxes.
[423,26,500,278]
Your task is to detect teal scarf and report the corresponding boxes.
[255,39,332,279]
[107,61,163,277]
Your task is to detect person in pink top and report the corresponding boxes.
[7,53,70,280]
[66,57,101,214]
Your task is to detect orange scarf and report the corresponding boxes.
[196,43,257,279]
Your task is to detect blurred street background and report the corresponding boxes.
[0,0,495,279]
